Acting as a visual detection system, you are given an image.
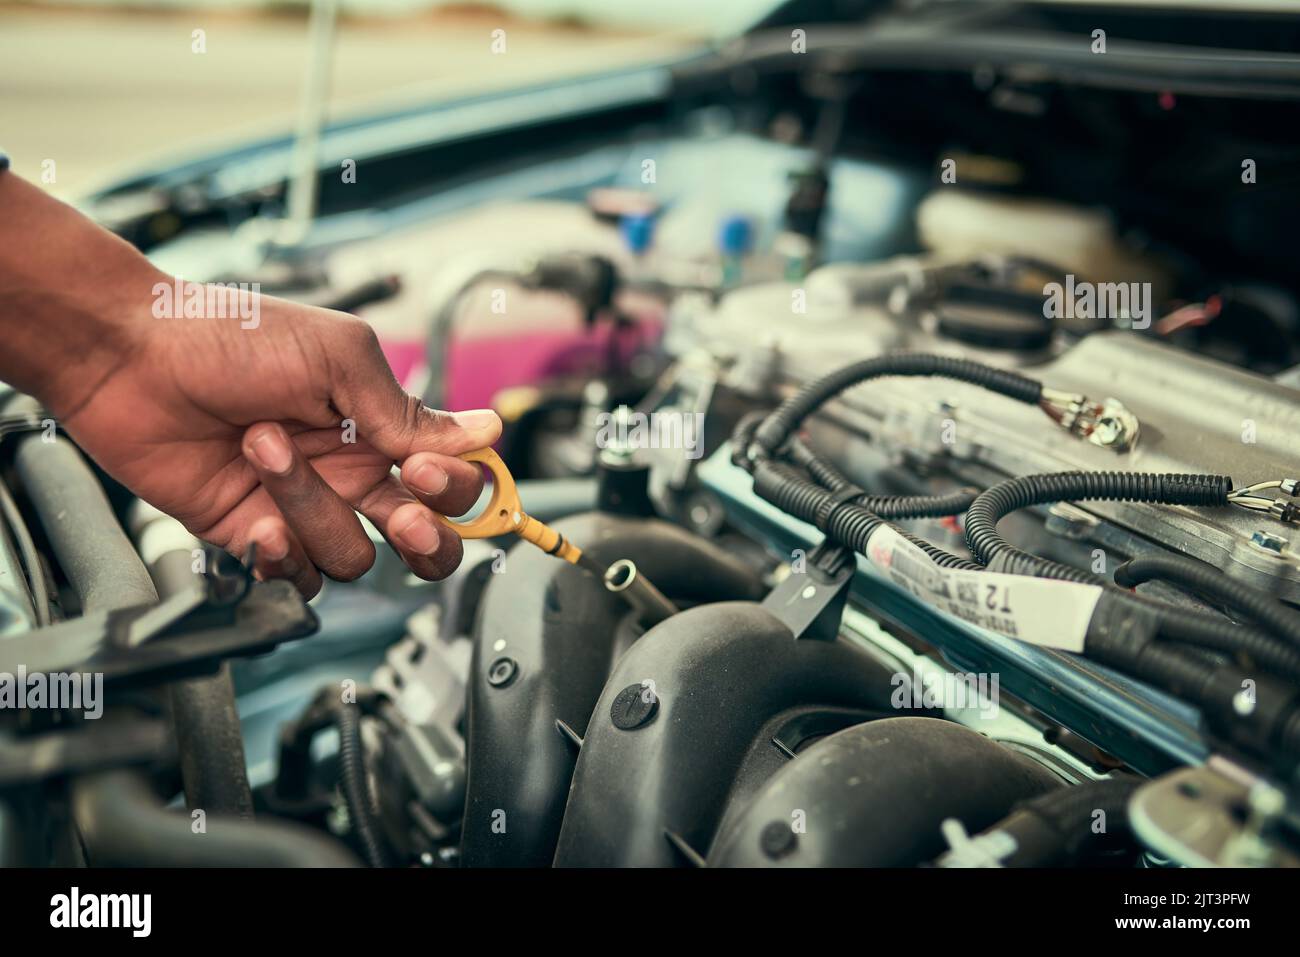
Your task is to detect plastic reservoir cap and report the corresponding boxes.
[619,212,656,255]
[717,214,755,257]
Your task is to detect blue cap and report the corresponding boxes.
[717,215,754,257]
[619,212,655,255]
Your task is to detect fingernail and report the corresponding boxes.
[411,461,449,496]
[259,535,289,562]
[397,511,441,556]
[452,408,499,432]
[249,429,294,475]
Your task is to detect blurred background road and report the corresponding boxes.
[0,1,716,195]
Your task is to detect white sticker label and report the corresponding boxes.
[864,526,1101,652]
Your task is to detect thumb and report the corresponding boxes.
[329,317,502,460]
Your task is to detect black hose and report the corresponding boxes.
[1084,605,1300,762]
[1016,776,1138,843]
[149,545,256,818]
[167,666,256,818]
[736,385,980,565]
[1161,621,1300,684]
[749,352,1044,460]
[72,770,358,867]
[941,777,1140,867]
[336,703,390,868]
[755,460,973,525]
[1116,552,1300,649]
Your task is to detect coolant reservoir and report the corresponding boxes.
[916,190,1168,293]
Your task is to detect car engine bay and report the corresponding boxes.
[5,0,1300,873]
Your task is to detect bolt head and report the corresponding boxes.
[1251,530,1289,555]
[760,821,798,859]
[610,683,659,730]
[1093,417,1122,445]
[487,656,519,688]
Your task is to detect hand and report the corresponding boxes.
[0,173,499,596]
[56,287,500,597]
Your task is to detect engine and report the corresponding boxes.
[6,0,1300,878]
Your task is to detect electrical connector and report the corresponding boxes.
[1039,389,1140,452]
[1228,480,1300,524]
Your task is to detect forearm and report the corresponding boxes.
[0,171,158,417]
[0,166,495,594]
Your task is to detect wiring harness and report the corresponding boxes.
[733,352,1300,770]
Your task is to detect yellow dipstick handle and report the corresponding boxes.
[439,447,584,565]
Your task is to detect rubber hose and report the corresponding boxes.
[1160,622,1300,684]
[72,770,358,867]
[1014,777,1139,853]
[1116,552,1300,649]
[1087,624,1300,761]
[336,704,389,868]
[151,547,256,818]
[1089,630,1220,702]
[945,777,1140,867]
